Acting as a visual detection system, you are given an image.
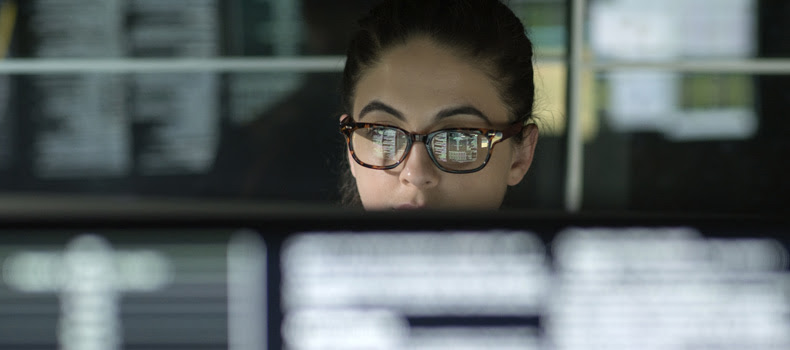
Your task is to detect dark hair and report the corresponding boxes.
[339,0,536,207]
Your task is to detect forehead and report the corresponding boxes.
[353,37,510,126]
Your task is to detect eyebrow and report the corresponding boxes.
[435,105,492,124]
[358,100,405,121]
[358,100,491,124]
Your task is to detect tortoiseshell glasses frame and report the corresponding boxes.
[339,115,525,174]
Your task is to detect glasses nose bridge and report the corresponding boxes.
[404,132,434,162]
[409,133,429,144]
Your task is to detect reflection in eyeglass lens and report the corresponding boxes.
[438,131,479,164]
[372,127,400,161]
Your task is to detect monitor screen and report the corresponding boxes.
[0,210,787,350]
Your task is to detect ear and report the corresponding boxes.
[507,124,539,186]
[340,114,357,178]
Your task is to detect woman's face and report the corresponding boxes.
[348,37,537,210]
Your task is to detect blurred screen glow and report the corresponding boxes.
[282,231,549,315]
[1,225,787,349]
[549,227,790,349]
[0,229,265,349]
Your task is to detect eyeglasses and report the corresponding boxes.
[340,116,524,174]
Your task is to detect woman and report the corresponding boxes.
[339,0,539,210]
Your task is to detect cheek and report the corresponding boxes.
[353,166,396,207]
[443,173,508,208]
[480,146,514,183]
[442,151,512,208]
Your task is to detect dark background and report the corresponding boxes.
[0,0,786,214]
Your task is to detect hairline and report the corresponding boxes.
[348,34,521,125]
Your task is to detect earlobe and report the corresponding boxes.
[507,124,539,186]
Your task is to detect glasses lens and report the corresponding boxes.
[430,130,487,171]
[351,126,409,167]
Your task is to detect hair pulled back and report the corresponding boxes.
[341,0,536,131]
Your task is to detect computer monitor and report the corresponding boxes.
[0,206,787,350]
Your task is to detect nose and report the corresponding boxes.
[399,143,440,189]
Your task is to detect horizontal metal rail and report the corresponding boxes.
[0,56,564,74]
[2,57,787,74]
[588,59,790,74]
[0,57,348,73]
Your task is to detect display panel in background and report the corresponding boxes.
[582,0,789,213]
[2,0,787,212]
[0,0,569,210]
